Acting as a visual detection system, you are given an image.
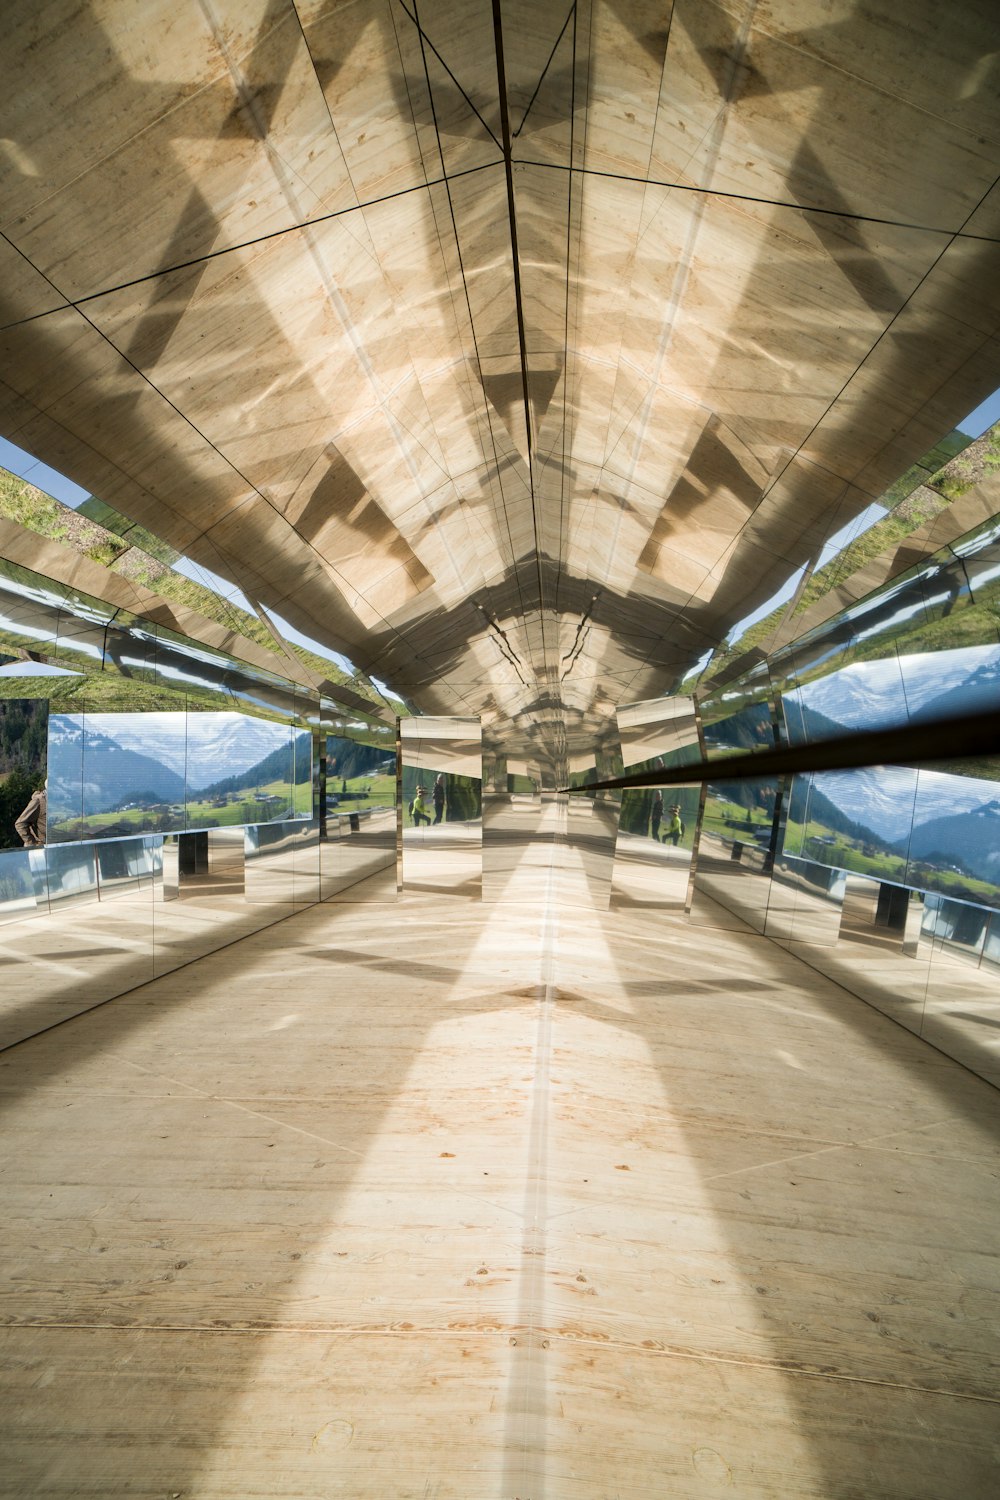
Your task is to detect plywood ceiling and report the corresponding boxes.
[2,0,1000,758]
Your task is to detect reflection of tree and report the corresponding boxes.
[443,774,481,822]
[0,699,47,779]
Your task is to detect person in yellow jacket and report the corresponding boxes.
[665,805,684,846]
[410,785,432,826]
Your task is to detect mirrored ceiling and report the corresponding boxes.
[1,0,999,773]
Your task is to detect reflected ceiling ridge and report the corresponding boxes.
[1,0,999,735]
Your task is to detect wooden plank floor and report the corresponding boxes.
[1,837,999,1497]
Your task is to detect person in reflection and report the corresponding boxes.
[650,787,663,842]
[433,773,446,825]
[410,785,432,826]
[15,783,46,847]
[666,805,685,847]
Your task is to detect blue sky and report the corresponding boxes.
[958,389,1000,438]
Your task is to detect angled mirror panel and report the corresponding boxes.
[558,729,623,911]
[401,716,482,899]
[0,847,38,926]
[613,694,697,911]
[320,703,397,900]
[905,767,1000,907]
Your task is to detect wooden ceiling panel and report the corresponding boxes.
[0,0,998,747]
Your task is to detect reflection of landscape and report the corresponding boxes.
[326,735,395,812]
[781,648,1000,904]
[49,711,312,842]
[698,691,781,861]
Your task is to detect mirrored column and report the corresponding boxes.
[401,717,482,898]
[613,694,699,911]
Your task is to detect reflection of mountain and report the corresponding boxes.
[704,702,772,753]
[782,701,844,745]
[793,777,885,846]
[905,803,1000,884]
[809,769,917,844]
[49,718,184,816]
[916,655,1000,722]
[201,731,311,798]
[801,765,998,846]
[787,644,1000,734]
[109,713,290,789]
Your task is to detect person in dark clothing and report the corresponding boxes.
[650,788,663,842]
[433,773,446,825]
[15,786,46,846]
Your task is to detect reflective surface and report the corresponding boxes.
[48,710,309,843]
[401,717,482,899]
[0,697,47,852]
[613,694,698,912]
[5,0,1000,756]
[690,668,782,934]
[682,504,1000,1086]
[0,570,397,1050]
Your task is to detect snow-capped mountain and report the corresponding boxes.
[806,765,1000,846]
[906,801,1000,885]
[786,643,1000,731]
[48,714,185,816]
[810,768,919,843]
[89,711,289,789]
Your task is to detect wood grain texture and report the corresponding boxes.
[0,870,998,1495]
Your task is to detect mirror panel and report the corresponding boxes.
[481,743,545,904]
[690,490,1000,1087]
[559,732,621,911]
[0,847,40,926]
[401,717,482,899]
[0,552,376,1047]
[321,706,397,900]
[689,668,781,932]
[613,695,697,911]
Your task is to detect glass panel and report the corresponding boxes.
[0,847,38,925]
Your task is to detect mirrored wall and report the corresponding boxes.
[322,711,397,901]
[613,695,700,912]
[559,732,622,910]
[481,746,549,904]
[0,554,396,1051]
[400,716,482,898]
[677,509,1000,1088]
